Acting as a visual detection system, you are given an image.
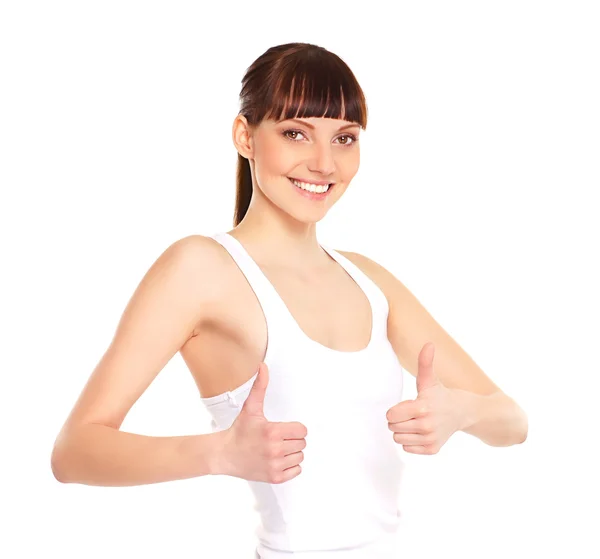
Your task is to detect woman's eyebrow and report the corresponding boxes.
[282,118,360,131]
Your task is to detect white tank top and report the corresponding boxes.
[200,232,406,558]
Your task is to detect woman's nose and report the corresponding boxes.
[309,144,336,176]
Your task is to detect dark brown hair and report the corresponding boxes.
[234,42,368,226]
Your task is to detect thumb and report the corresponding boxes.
[416,342,439,393]
[242,362,269,417]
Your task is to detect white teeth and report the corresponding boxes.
[289,178,330,193]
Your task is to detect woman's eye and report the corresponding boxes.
[283,129,306,141]
[338,134,358,146]
[282,129,358,146]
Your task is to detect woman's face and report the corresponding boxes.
[233,114,361,222]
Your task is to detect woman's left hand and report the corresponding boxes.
[386,342,464,455]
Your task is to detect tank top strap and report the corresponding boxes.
[319,244,390,340]
[210,232,295,347]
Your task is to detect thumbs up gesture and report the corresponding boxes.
[216,362,308,483]
[386,342,462,455]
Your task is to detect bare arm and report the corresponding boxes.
[51,235,227,486]
[51,423,225,486]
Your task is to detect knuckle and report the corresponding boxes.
[420,419,433,433]
[266,445,280,459]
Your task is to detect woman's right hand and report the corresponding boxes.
[215,362,307,483]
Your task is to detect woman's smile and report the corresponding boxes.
[287,177,334,200]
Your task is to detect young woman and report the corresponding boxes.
[51,42,528,558]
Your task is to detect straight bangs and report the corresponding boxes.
[261,55,367,129]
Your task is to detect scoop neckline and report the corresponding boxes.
[222,232,376,356]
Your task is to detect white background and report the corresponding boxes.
[1,1,598,557]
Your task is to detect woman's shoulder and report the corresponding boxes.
[156,234,243,336]
[334,248,401,306]
[169,233,234,263]
[334,248,388,285]
[163,234,224,270]
[161,233,235,296]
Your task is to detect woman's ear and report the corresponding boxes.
[232,114,254,160]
